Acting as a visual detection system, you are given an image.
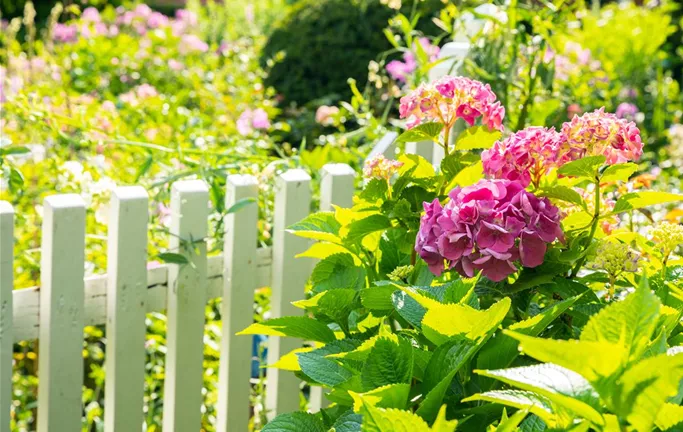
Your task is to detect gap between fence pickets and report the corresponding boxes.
[11,248,273,342]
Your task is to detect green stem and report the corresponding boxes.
[571,179,601,278]
[661,253,669,280]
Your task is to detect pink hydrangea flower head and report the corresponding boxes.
[386,38,440,83]
[53,23,78,43]
[363,155,404,180]
[561,107,643,165]
[399,76,504,131]
[315,105,340,126]
[415,179,563,281]
[482,126,577,187]
[82,7,101,22]
[147,12,169,29]
[237,108,271,136]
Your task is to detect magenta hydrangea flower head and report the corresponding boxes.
[399,76,504,131]
[561,107,643,165]
[482,126,577,188]
[415,179,563,282]
[363,155,404,181]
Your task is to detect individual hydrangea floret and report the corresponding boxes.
[651,222,683,259]
[415,179,563,282]
[482,126,577,188]
[363,155,404,180]
[561,107,643,165]
[399,75,504,131]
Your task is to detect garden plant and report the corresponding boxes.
[2,0,683,431]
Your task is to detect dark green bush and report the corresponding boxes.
[261,0,444,105]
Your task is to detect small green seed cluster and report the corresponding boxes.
[651,222,683,257]
[586,241,639,278]
[388,265,414,282]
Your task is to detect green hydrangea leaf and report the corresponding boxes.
[332,410,363,432]
[345,214,393,243]
[538,185,586,210]
[287,211,342,243]
[422,298,511,346]
[506,332,626,387]
[238,316,336,343]
[394,122,444,144]
[612,191,683,214]
[475,364,603,426]
[310,253,367,293]
[580,275,660,362]
[361,336,413,390]
[261,412,326,432]
[454,125,502,150]
[477,295,581,374]
[463,390,556,427]
[557,155,605,179]
[616,352,683,432]
[297,340,359,387]
[600,162,639,182]
[351,383,411,410]
[655,403,683,431]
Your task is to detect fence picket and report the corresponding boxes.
[162,180,209,432]
[216,175,259,432]
[267,169,312,419]
[308,163,355,412]
[0,202,13,432]
[104,187,148,432]
[37,194,86,432]
[406,141,437,166]
[320,163,356,211]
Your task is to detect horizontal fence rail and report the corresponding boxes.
[1,139,430,431]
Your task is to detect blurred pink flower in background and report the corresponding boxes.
[179,34,209,54]
[386,37,440,83]
[615,102,639,120]
[53,23,78,43]
[237,108,271,135]
[315,105,339,126]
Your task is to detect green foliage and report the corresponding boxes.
[261,0,444,105]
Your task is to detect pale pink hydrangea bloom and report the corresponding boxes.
[562,107,643,165]
[399,75,504,131]
[363,155,404,180]
[615,102,638,120]
[415,179,563,281]
[482,126,577,188]
[237,108,271,135]
[386,38,440,83]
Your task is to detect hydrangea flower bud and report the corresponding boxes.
[363,155,404,181]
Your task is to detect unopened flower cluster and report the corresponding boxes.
[363,155,404,180]
[483,108,643,186]
[399,76,505,130]
[651,222,683,257]
[586,241,639,277]
[415,179,563,282]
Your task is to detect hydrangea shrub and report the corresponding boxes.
[243,76,683,431]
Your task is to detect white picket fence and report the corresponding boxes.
[0,135,439,432]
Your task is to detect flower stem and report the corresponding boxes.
[571,178,601,278]
[442,125,452,158]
